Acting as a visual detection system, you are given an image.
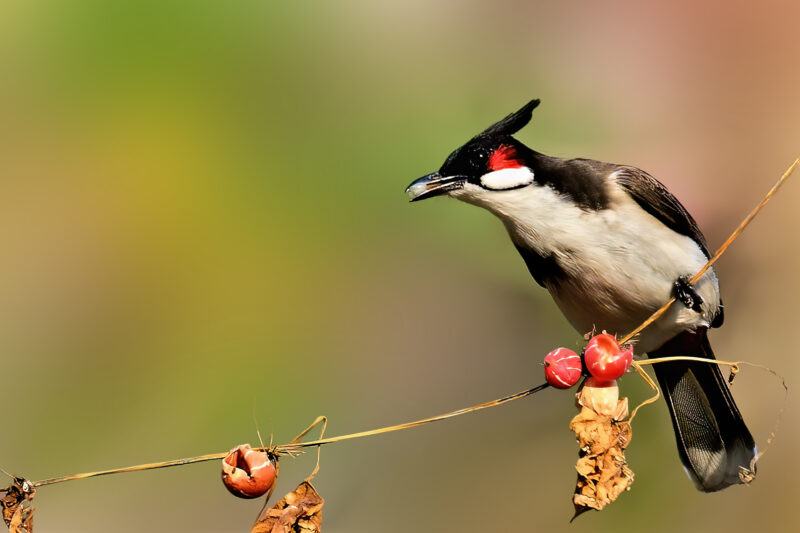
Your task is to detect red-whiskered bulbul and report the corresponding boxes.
[406,99,755,492]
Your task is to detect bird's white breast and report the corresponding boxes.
[451,177,720,352]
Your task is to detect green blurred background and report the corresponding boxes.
[1,1,798,531]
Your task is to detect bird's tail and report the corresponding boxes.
[649,329,756,492]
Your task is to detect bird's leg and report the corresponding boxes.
[673,275,704,312]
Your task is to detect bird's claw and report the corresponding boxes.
[673,275,704,313]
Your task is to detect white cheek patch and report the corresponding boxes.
[479,167,534,191]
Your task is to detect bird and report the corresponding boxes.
[406,99,756,492]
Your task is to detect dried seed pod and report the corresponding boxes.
[570,390,634,517]
[1,477,35,533]
[578,377,619,417]
[221,444,277,499]
[251,481,324,533]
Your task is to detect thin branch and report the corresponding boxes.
[620,158,799,346]
[629,355,788,472]
[628,362,660,421]
[25,157,799,493]
[634,355,741,369]
[292,416,327,482]
[32,383,550,488]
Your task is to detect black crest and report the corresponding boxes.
[477,99,540,139]
[439,99,541,179]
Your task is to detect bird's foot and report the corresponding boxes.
[673,275,704,313]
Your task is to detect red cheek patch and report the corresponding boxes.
[488,144,522,170]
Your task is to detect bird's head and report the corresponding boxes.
[406,99,540,207]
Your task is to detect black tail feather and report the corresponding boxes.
[649,330,756,492]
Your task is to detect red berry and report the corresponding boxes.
[543,347,583,389]
[221,444,277,499]
[583,333,633,381]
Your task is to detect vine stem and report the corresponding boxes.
[26,157,800,491]
[629,356,788,474]
[32,383,550,488]
[619,157,799,346]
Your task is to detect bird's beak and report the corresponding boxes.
[405,172,466,202]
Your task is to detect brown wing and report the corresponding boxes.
[614,166,711,258]
[614,166,723,327]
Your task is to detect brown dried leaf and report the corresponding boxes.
[570,398,634,518]
[251,481,323,533]
[1,478,35,533]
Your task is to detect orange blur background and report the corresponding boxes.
[1,2,798,532]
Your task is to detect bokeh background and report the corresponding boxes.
[1,1,798,531]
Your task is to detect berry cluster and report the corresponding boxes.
[543,333,633,389]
